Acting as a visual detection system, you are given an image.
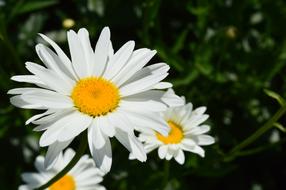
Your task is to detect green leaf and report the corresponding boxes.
[264,89,286,106]
[143,0,161,28]
[273,122,286,132]
[9,0,58,20]
[172,29,189,54]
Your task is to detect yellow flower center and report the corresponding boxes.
[49,175,75,190]
[156,121,184,144]
[71,77,120,117]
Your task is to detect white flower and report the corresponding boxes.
[19,148,105,190]
[136,98,215,164]
[8,27,183,173]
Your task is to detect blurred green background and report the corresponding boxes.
[1,0,286,189]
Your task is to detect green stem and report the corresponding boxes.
[162,160,170,188]
[225,105,286,160]
[236,138,286,157]
[35,131,87,190]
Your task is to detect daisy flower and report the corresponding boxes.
[137,97,215,164]
[19,148,105,190]
[8,27,183,173]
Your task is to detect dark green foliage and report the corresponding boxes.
[0,0,286,189]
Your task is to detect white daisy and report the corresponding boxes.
[137,97,215,164]
[19,148,105,190]
[8,27,183,173]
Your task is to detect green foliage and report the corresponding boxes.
[264,89,286,106]
[0,0,286,189]
[9,0,58,20]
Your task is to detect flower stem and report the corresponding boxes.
[35,131,87,190]
[225,105,286,161]
[162,160,170,188]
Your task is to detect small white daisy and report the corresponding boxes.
[137,97,215,164]
[19,148,105,190]
[8,27,183,173]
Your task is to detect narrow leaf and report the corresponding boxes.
[264,89,286,106]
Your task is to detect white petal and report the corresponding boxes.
[122,63,169,86]
[185,125,210,135]
[67,30,88,78]
[39,122,66,147]
[123,89,183,108]
[21,173,43,187]
[119,72,168,96]
[25,62,73,95]
[10,95,44,109]
[170,106,188,124]
[181,144,205,157]
[34,156,45,172]
[63,148,76,163]
[76,169,103,183]
[195,135,215,145]
[124,111,169,136]
[52,151,64,170]
[25,110,54,125]
[19,185,31,190]
[158,145,168,159]
[153,82,172,89]
[112,49,156,86]
[120,100,167,112]
[104,41,135,79]
[108,112,133,133]
[184,114,209,129]
[115,128,146,162]
[57,112,92,142]
[39,111,82,146]
[32,109,72,126]
[161,88,185,107]
[169,144,180,151]
[88,119,106,149]
[180,103,193,124]
[99,115,115,137]
[8,88,40,95]
[93,27,110,76]
[44,139,73,169]
[70,157,95,176]
[193,107,207,115]
[144,143,159,153]
[82,186,106,190]
[78,28,94,76]
[138,133,155,141]
[181,138,196,146]
[108,40,114,58]
[166,146,177,160]
[174,149,185,164]
[191,145,205,157]
[10,75,46,87]
[122,90,163,100]
[128,153,136,160]
[88,131,112,174]
[39,33,77,80]
[35,44,76,86]
[21,89,73,109]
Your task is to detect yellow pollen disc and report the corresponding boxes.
[49,175,75,190]
[156,121,184,144]
[71,77,120,117]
